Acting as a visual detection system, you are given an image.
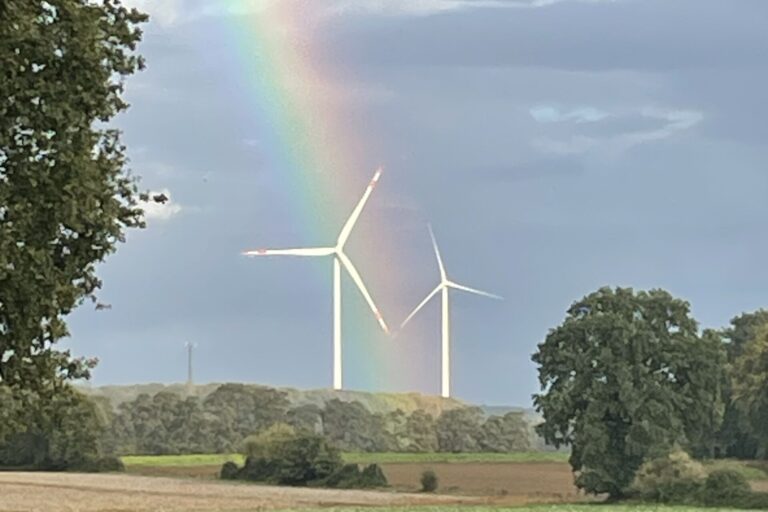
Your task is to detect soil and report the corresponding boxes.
[382,461,582,501]
[0,472,476,512]
[125,461,586,504]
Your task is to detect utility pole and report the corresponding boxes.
[184,341,195,394]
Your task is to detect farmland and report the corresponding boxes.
[120,452,768,499]
[0,472,472,512]
[2,453,767,511]
[120,451,569,468]
[0,472,758,512]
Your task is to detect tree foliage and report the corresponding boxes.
[0,385,107,469]
[717,310,768,459]
[532,287,726,497]
[436,406,485,452]
[480,412,531,452]
[100,385,532,456]
[731,323,768,458]
[0,0,148,392]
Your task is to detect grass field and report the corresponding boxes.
[277,508,749,512]
[279,508,748,512]
[121,451,570,467]
[342,452,570,464]
[121,453,245,467]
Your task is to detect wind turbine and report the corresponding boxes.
[242,168,389,391]
[401,225,501,398]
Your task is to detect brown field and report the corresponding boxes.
[383,462,582,500]
[126,461,585,503]
[0,472,477,512]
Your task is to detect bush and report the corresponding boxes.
[701,469,751,505]
[322,463,388,489]
[733,492,768,510]
[324,463,362,488]
[360,464,388,488]
[239,456,276,481]
[224,431,343,486]
[272,435,341,485]
[243,423,297,459]
[421,469,439,492]
[74,456,125,473]
[220,461,240,480]
[631,449,705,503]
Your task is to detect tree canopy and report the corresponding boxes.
[0,0,147,391]
[732,323,768,458]
[532,287,726,497]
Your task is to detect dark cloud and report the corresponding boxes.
[326,0,768,71]
[67,0,768,405]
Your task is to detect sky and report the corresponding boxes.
[66,0,768,406]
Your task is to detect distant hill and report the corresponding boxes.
[81,382,467,417]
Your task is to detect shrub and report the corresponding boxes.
[74,456,125,473]
[239,456,276,481]
[271,435,342,485]
[360,464,388,488]
[421,469,439,492]
[734,492,768,510]
[227,431,343,486]
[324,463,362,488]
[701,469,751,505]
[220,461,240,480]
[631,449,705,503]
[243,423,298,459]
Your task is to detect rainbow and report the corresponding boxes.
[218,3,436,392]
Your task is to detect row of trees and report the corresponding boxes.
[533,287,768,498]
[1,0,149,469]
[104,384,531,455]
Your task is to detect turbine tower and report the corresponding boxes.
[401,225,501,398]
[242,168,389,391]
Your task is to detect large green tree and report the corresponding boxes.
[717,310,768,458]
[732,324,768,458]
[0,0,147,392]
[532,287,725,497]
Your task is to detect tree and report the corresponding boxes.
[404,410,438,452]
[532,287,725,497]
[732,323,768,458]
[322,399,389,452]
[717,310,768,459]
[480,412,531,453]
[1,0,148,392]
[203,384,290,451]
[0,386,106,468]
[436,407,484,452]
[286,404,323,435]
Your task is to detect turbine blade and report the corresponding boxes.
[428,224,447,281]
[242,247,335,257]
[400,284,442,329]
[337,252,389,333]
[336,168,382,248]
[448,281,503,300]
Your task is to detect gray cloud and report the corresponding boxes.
[66,0,768,406]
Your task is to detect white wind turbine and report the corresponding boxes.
[242,168,389,391]
[401,225,502,398]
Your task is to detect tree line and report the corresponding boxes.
[102,384,531,455]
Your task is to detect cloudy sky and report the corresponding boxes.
[66,0,768,406]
